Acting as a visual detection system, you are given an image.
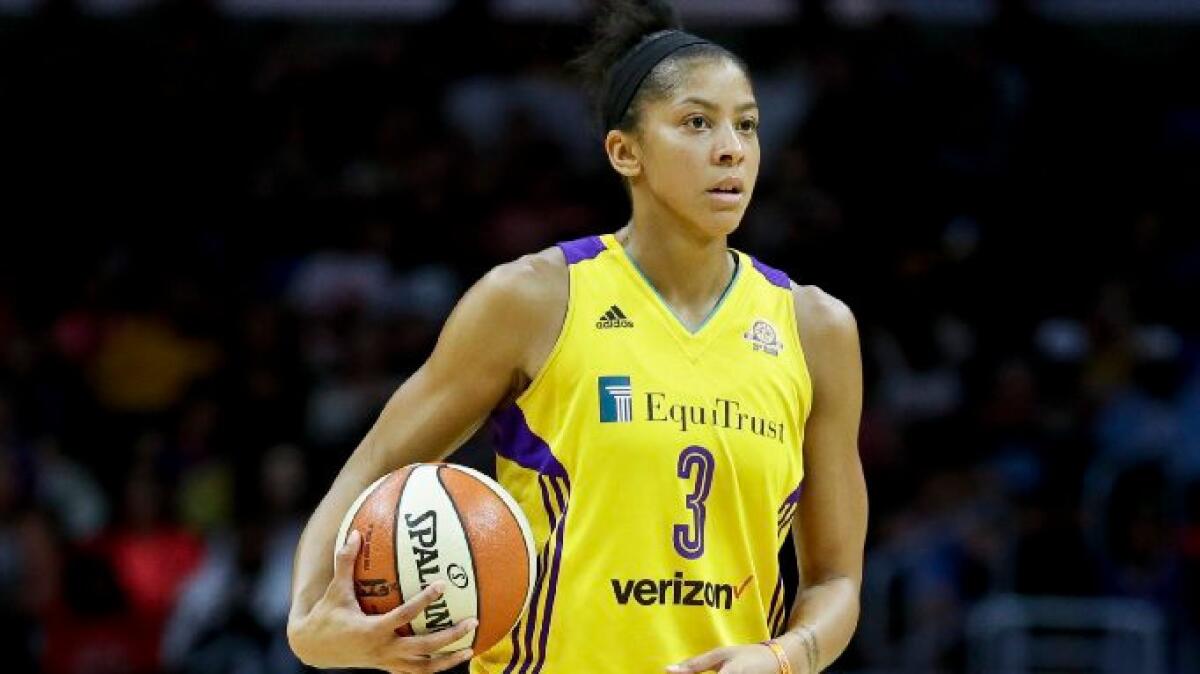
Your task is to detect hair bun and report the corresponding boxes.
[572,0,684,116]
[604,0,681,45]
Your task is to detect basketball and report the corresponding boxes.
[335,463,537,654]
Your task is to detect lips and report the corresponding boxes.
[707,177,744,195]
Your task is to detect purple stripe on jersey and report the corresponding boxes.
[531,479,570,674]
[777,503,797,535]
[506,478,556,674]
[505,543,549,674]
[777,483,803,534]
[538,474,557,529]
[777,502,794,523]
[767,575,783,628]
[780,481,803,510]
[751,256,792,290]
[505,619,523,674]
[515,476,571,674]
[490,404,569,478]
[548,476,567,520]
[558,235,606,265]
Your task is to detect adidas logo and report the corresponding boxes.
[596,305,634,329]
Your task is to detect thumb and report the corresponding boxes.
[329,529,362,598]
[667,648,730,673]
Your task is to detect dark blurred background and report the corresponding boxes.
[1,0,1199,672]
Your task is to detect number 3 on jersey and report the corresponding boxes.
[674,445,715,559]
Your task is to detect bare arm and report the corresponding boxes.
[779,285,868,673]
[287,250,566,670]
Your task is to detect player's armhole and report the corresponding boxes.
[512,248,574,408]
[787,281,816,425]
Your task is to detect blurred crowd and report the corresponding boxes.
[2,0,1199,672]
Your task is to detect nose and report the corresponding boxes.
[712,122,745,167]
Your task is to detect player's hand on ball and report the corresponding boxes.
[288,530,477,673]
[666,642,801,674]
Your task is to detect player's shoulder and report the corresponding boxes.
[788,283,861,405]
[789,283,857,339]
[474,245,568,318]
[788,282,860,385]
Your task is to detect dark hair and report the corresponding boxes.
[572,0,749,133]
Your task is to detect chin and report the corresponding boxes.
[695,211,744,239]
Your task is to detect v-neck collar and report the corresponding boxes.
[603,234,746,353]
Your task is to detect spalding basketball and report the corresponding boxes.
[335,463,537,654]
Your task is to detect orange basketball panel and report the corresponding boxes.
[439,465,531,653]
[349,465,416,626]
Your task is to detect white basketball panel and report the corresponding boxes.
[394,464,479,651]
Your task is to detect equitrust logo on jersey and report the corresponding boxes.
[596,377,786,441]
[598,376,633,423]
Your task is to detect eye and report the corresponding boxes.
[685,115,710,130]
[738,118,759,133]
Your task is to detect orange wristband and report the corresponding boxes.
[761,639,793,674]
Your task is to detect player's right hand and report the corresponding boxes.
[287,530,477,673]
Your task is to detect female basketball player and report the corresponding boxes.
[287,2,866,672]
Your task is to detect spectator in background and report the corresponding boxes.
[88,313,220,419]
[0,446,42,672]
[61,453,208,672]
[162,443,309,674]
[33,436,109,541]
[41,543,160,674]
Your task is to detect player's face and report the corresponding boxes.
[636,59,760,237]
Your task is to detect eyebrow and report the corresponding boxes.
[678,96,759,113]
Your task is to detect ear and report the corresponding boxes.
[604,129,642,179]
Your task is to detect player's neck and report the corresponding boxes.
[616,213,735,325]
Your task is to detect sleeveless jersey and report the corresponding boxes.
[472,233,813,674]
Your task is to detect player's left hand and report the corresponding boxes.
[666,642,793,674]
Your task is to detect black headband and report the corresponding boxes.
[602,30,713,131]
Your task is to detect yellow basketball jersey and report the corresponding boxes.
[471,233,812,673]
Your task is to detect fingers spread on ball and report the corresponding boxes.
[398,618,479,655]
[336,529,361,569]
[388,647,474,674]
[326,529,362,603]
[430,647,474,672]
[379,581,448,631]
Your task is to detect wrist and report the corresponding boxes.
[761,638,794,674]
[778,626,819,674]
[286,611,339,668]
[777,632,802,672]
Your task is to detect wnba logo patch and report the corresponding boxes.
[744,319,783,356]
[598,376,633,423]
